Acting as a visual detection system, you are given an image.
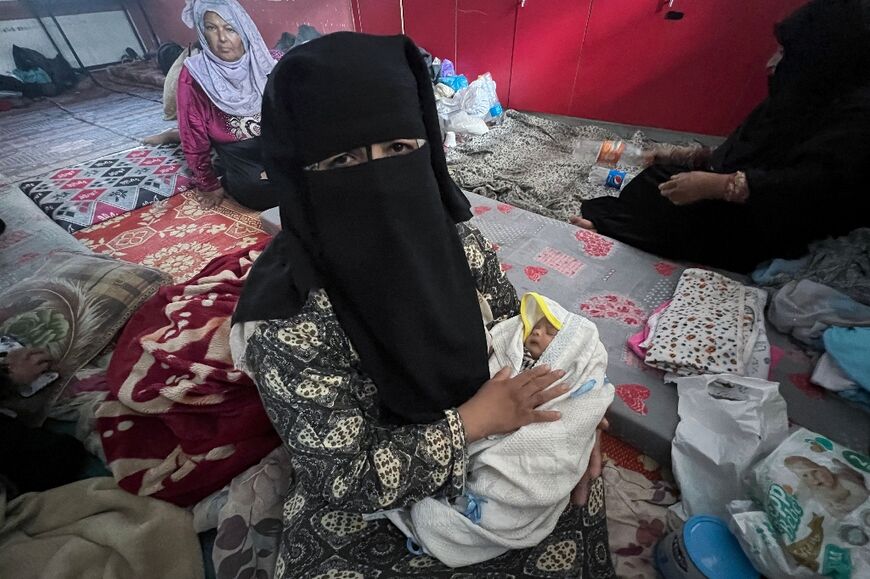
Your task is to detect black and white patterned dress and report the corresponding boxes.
[242,223,615,578]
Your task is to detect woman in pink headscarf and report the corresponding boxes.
[176,0,281,210]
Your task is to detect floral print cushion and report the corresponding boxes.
[0,252,170,423]
[0,186,91,293]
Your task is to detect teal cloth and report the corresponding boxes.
[12,67,51,84]
[823,326,870,391]
[751,256,810,284]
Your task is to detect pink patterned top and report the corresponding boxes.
[176,50,281,193]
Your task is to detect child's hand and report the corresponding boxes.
[6,348,53,386]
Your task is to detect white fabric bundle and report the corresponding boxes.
[385,293,613,567]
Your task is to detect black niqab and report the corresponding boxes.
[234,33,490,425]
[712,0,870,171]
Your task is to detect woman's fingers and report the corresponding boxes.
[530,382,569,408]
[529,409,561,423]
[587,428,604,479]
[521,368,565,397]
[493,366,513,381]
[659,179,679,193]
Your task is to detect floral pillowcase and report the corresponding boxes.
[0,252,170,424]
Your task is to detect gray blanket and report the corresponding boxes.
[753,228,870,305]
[446,111,643,221]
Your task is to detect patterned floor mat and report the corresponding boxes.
[73,191,269,283]
[0,75,173,186]
[18,144,191,233]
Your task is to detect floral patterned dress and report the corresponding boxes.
[241,223,615,578]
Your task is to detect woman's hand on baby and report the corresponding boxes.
[458,366,568,443]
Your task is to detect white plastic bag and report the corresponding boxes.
[435,73,500,135]
[728,428,869,579]
[443,111,488,136]
[671,374,789,520]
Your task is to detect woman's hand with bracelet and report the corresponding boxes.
[659,171,748,206]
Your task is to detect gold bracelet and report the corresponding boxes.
[725,171,749,203]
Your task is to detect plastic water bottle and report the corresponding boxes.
[588,165,635,191]
[573,139,646,167]
[485,101,505,126]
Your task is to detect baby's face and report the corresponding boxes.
[524,318,558,359]
[785,457,836,489]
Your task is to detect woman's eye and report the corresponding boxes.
[325,153,360,169]
[385,140,418,156]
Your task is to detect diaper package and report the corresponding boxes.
[728,428,869,578]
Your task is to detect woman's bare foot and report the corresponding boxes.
[569,216,597,232]
[142,128,181,146]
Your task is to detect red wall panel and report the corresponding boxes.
[456,0,517,104]
[508,0,592,115]
[404,0,457,63]
[568,0,749,135]
[568,0,809,135]
[724,0,807,130]
[351,0,402,36]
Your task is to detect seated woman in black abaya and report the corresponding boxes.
[573,0,870,273]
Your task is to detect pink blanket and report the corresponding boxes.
[96,242,279,506]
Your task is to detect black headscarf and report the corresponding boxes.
[712,0,870,171]
[234,33,490,425]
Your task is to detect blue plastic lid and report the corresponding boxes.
[682,516,758,579]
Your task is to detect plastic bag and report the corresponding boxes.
[728,428,869,578]
[436,73,503,136]
[457,73,500,119]
[443,111,488,136]
[671,374,789,520]
[440,58,456,77]
[438,74,469,92]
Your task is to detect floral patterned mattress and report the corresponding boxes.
[466,193,870,464]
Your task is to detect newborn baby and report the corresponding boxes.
[382,292,614,567]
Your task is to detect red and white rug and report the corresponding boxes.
[74,191,269,283]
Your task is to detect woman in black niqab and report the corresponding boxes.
[578,0,870,273]
[232,32,614,578]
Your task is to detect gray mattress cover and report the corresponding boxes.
[466,192,869,464]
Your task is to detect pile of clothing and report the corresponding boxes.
[628,268,771,380]
[750,228,870,411]
[0,45,78,100]
[768,279,870,410]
